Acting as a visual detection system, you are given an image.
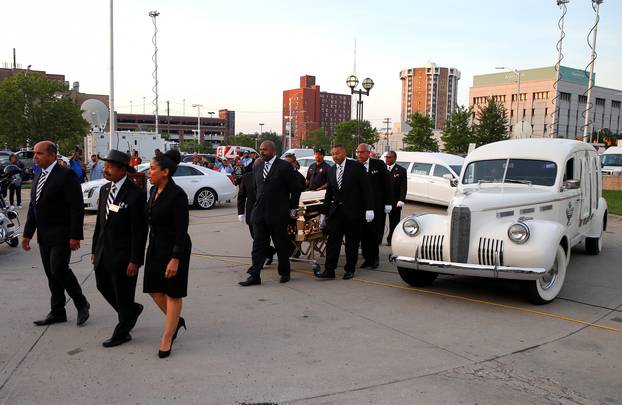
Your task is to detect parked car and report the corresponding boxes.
[182,153,217,165]
[390,139,607,304]
[297,156,334,178]
[380,151,464,206]
[281,148,315,160]
[82,162,237,211]
[600,146,622,175]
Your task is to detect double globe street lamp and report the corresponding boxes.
[346,74,374,146]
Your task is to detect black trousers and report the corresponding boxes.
[361,208,386,263]
[95,258,139,337]
[324,207,363,274]
[387,207,402,243]
[9,184,21,206]
[38,243,87,316]
[248,224,277,259]
[249,221,290,278]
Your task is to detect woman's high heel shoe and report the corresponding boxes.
[172,317,187,342]
[158,341,172,358]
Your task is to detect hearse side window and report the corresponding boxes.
[564,158,574,182]
[410,162,432,175]
[396,161,410,170]
[432,164,452,178]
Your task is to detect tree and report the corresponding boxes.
[258,131,283,155]
[229,131,283,155]
[403,113,439,152]
[302,127,331,151]
[0,72,89,151]
[229,133,256,149]
[177,139,212,154]
[333,120,378,154]
[441,106,473,155]
[473,98,509,146]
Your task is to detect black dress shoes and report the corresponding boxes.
[102,334,132,348]
[360,261,371,269]
[279,274,290,283]
[77,302,90,326]
[342,272,355,280]
[33,314,67,326]
[315,271,335,279]
[239,276,261,286]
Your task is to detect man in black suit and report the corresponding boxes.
[92,150,148,347]
[239,141,302,286]
[22,141,90,326]
[356,143,393,269]
[316,144,374,280]
[385,150,408,246]
[237,163,276,264]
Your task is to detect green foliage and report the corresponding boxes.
[333,120,378,154]
[0,72,89,149]
[603,190,622,216]
[302,127,331,151]
[403,113,439,152]
[441,106,473,155]
[177,140,213,154]
[229,131,283,155]
[473,98,509,146]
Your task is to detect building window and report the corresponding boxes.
[533,91,549,100]
[559,92,571,102]
[578,95,588,104]
[595,98,605,107]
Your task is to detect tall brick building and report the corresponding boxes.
[399,63,460,130]
[282,75,351,148]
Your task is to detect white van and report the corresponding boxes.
[600,146,622,175]
[381,151,464,206]
[297,156,334,178]
[281,148,315,159]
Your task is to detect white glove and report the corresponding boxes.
[396,201,405,208]
[319,214,327,228]
[384,205,392,214]
[290,209,298,219]
[238,214,245,224]
[365,210,375,223]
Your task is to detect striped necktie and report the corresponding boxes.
[35,171,48,203]
[337,164,343,189]
[263,161,271,179]
[105,184,118,220]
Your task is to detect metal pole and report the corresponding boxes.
[583,0,602,143]
[197,106,201,144]
[109,0,115,150]
[516,70,521,137]
[149,10,160,134]
[553,0,569,138]
[166,100,170,137]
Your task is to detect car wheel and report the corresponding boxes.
[8,237,18,248]
[194,187,217,210]
[524,245,566,305]
[397,267,438,287]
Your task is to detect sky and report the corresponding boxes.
[3,0,622,134]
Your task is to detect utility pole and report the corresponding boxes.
[583,0,603,143]
[192,104,203,145]
[166,100,170,138]
[383,117,392,152]
[149,10,160,134]
[109,0,115,150]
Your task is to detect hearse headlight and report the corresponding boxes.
[402,218,420,236]
[507,222,530,244]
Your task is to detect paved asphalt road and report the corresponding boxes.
[0,195,620,404]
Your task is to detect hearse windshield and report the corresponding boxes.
[462,159,557,187]
[601,154,622,167]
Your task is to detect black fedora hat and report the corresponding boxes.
[100,150,135,173]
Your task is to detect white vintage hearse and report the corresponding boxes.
[390,138,607,304]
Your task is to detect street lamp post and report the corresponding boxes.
[583,0,604,143]
[192,104,203,145]
[496,67,521,136]
[346,74,374,146]
[258,123,264,151]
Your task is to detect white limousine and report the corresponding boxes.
[390,139,607,304]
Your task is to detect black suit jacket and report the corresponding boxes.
[322,159,373,221]
[389,165,408,206]
[251,157,301,225]
[23,163,84,245]
[237,170,256,224]
[364,158,393,211]
[92,178,148,272]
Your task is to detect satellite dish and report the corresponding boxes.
[81,99,109,131]
[512,120,533,138]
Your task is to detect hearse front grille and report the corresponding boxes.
[478,237,504,266]
[417,235,444,261]
[450,206,471,263]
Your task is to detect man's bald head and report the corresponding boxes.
[33,141,58,169]
[355,143,371,162]
[259,140,276,161]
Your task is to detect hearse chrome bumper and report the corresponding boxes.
[389,255,547,281]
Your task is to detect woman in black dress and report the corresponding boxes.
[144,150,192,358]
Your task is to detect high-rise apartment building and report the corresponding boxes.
[283,75,351,148]
[469,66,622,139]
[400,63,460,130]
